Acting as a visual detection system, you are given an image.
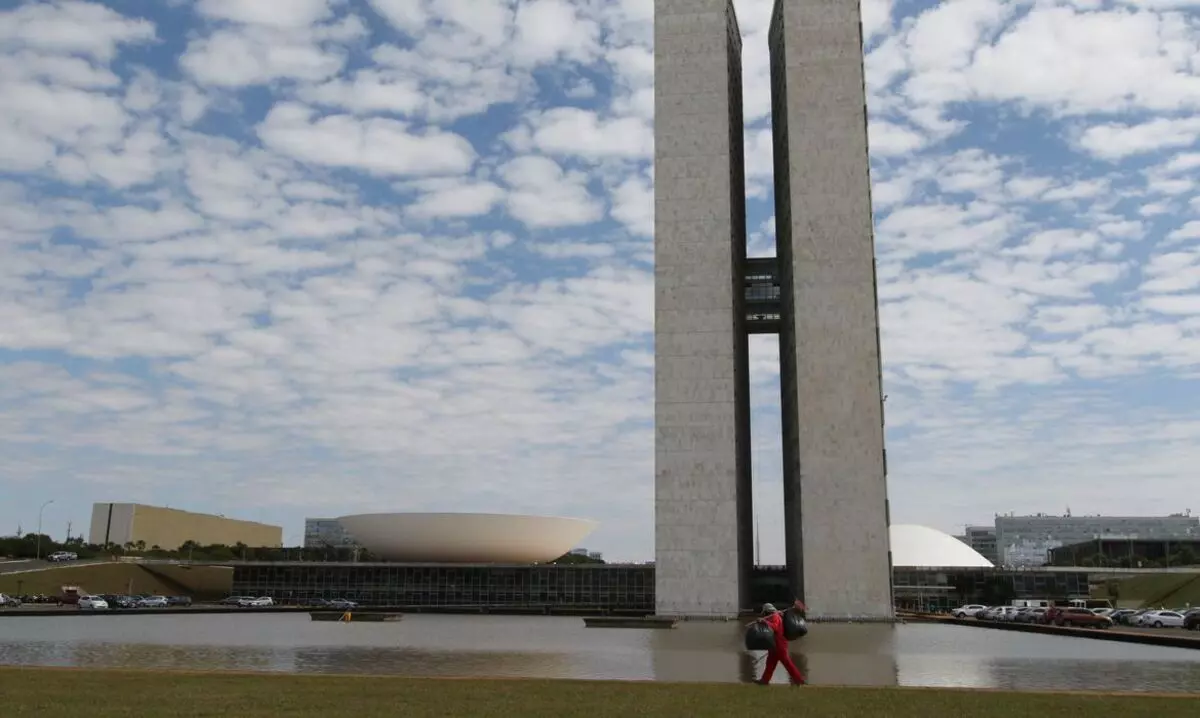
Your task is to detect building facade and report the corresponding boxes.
[768,0,892,620]
[303,518,358,549]
[652,0,892,619]
[995,514,1200,567]
[954,526,999,565]
[1049,537,1200,567]
[653,0,754,619]
[88,503,282,550]
[225,561,1089,616]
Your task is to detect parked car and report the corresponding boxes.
[138,596,169,608]
[1138,610,1186,628]
[1108,609,1137,625]
[0,593,21,608]
[1054,607,1112,628]
[237,596,274,607]
[995,606,1022,622]
[1184,609,1200,631]
[77,595,109,610]
[166,596,192,607]
[221,596,253,606]
[325,599,358,610]
[952,604,987,619]
[46,551,78,562]
[1024,607,1048,623]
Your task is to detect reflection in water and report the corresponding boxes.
[0,615,1198,692]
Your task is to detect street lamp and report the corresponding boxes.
[36,500,54,561]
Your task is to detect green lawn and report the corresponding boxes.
[1098,574,1200,608]
[2,667,1196,718]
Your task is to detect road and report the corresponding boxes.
[0,559,105,575]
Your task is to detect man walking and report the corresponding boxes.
[752,603,805,685]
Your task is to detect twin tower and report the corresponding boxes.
[654,0,893,619]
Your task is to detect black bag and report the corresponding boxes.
[744,621,775,651]
[783,609,808,640]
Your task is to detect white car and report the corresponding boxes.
[992,606,1022,622]
[1139,610,1185,628]
[238,596,274,607]
[46,551,78,562]
[138,596,169,608]
[77,595,108,610]
[952,604,987,618]
[0,593,21,608]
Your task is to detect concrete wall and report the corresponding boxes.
[654,0,753,618]
[88,503,137,547]
[0,562,232,599]
[770,0,894,619]
[87,503,282,550]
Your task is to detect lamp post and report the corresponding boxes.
[36,500,54,561]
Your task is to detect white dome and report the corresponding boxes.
[336,512,598,563]
[889,524,994,568]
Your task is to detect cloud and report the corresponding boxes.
[257,102,477,177]
[1077,117,1200,161]
[0,0,1198,564]
[500,155,605,228]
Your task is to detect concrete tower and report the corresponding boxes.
[653,0,892,620]
[653,0,753,618]
[769,0,893,620]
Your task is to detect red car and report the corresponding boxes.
[1049,607,1112,628]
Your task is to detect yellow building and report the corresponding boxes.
[88,503,282,550]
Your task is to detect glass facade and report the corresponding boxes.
[995,515,1199,567]
[232,563,654,613]
[750,566,1089,613]
[233,562,1091,615]
[303,518,357,549]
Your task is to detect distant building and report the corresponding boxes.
[587,551,603,561]
[954,526,998,565]
[994,513,1200,567]
[88,503,282,550]
[1048,536,1200,567]
[303,518,357,549]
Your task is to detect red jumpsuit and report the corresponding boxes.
[759,611,805,685]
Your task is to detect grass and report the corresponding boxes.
[1155,575,1200,609]
[1097,574,1200,608]
[2,667,1197,718]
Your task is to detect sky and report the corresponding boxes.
[1,0,1198,563]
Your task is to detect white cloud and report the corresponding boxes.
[195,0,339,28]
[406,177,505,220]
[509,107,652,162]
[180,25,353,87]
[257,102,477,177]
[1077,118,1200,161]
[0,0,156,61]
[500,155,605,228]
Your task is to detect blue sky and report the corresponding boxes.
[1,0,1198,562]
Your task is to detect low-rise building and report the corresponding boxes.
[995,513,1199,567]
[88,503,282,550]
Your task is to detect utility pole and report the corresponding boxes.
[66,521,72,543]
[36,500,54,560]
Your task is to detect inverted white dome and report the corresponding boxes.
[890,524,994,568]
[336,512,598,564]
